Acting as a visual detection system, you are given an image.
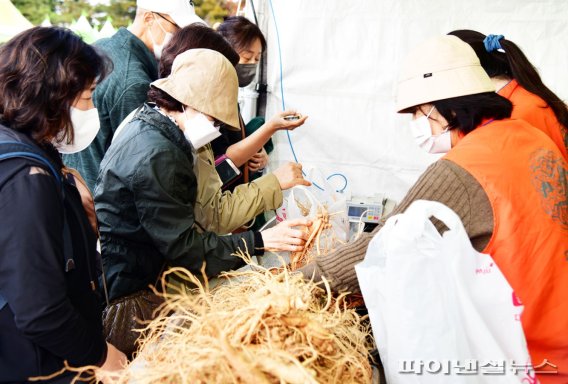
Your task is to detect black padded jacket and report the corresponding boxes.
[94,104,263,302]
[0,125,106,383]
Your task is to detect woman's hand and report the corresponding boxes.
[260,218,312,252]
[248,148,269,172]
[271,162,311,190]
[266,110,308,133]
[96,342,127,383]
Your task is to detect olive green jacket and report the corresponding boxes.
[193,145,283,234]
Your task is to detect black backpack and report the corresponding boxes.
[0,141,75,311]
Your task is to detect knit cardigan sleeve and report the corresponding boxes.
[300,159,493,294]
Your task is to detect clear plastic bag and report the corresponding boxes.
[276,170,349,267]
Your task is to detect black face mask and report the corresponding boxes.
[236,63,258,87]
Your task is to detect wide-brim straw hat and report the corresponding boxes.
[396,35,495,113]
[151,48,240,130]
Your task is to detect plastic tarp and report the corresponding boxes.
[249,0,568,202]
[0,0,33,43]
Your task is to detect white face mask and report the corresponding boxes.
[55,107,100,154]
[182,107,221,150]
[148,15,173,60]
[409,106,452,154]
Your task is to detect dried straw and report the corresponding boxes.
[62,252,373,383]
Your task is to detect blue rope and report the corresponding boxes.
[267,0,348,192]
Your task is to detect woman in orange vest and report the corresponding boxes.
[301,35,568,383]
[449,29,568,160]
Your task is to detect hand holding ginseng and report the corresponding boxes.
[267,110,308,132]
[260,218,312,252]
[272,162,311,189]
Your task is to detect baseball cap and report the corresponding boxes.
[396,35,495,113]
[151,49,240,130]
[136,0,206,28]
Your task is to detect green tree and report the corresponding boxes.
[194,0,230,25]
[98,0,136,29]
[14,0,97,27]
[50,0,93,26]
[12,0,52,25]
[97,0,233,30]
[14,0,236,30]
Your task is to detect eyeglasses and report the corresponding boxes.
[154,13,179,29]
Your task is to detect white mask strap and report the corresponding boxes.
[152,13,168,35]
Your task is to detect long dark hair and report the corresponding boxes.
[0,27,110,143]
[429,92,513,135]
[160,24,239,78]
[217,16,266,54]
[448,29,568,134]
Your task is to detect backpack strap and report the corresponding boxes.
[0,141,74,311]
[0,141,62,185]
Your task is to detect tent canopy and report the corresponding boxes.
[0,0,33,43]
[69,13,99,44]
[247,0,568,201]
[98,18,116,39]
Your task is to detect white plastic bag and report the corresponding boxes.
[356,200,534,384]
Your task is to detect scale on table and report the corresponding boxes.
[346,193,397,236]
[347,194,385,224]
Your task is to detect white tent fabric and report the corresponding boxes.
[40,15,52,27]
[70,14,98,43]
[0,0,33,43]
[98,18,116,39]
[249,0,568,202]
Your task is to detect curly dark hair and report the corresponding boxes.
[0,27,111,143]
[160,24,239,78]
[217,16,266,55]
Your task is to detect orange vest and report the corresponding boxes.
[500,79,568,160]
[445,119,568,383]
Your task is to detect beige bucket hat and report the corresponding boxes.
[151,48,240,130]
[395,35,495,113]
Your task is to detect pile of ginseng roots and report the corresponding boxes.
[65,253,373,384]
